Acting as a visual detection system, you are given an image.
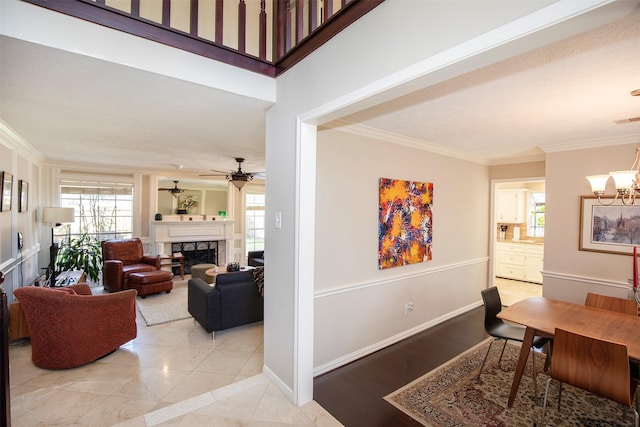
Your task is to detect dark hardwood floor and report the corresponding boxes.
[313,306,487,426]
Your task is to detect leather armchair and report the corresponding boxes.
[101,238,160,292]
[13,284,137,369]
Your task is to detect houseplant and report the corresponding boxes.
[55,233,102,283]
[177,195,197,214]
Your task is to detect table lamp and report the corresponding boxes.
[42,207,75,281]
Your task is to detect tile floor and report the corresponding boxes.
[8,282,341,427]
[494,277,543,306]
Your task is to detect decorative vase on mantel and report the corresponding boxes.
[176,209,188,215]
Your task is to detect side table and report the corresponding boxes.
[159,255,185,280]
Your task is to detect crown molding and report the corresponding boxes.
[0,120,46,162]
[540,133,640,153]
[323,120,491,165]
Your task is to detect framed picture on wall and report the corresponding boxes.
[579,196,640,255]
[18,179,28,212]
[1,171,12,212]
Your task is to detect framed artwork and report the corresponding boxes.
[378,178,433,269]
[1,171,12,212]
[18,180,28,212]
[579,195,640,255]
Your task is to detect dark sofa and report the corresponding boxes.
[248,250,264,266]
[187,270,263,336]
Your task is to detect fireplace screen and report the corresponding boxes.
[171,241,219,274]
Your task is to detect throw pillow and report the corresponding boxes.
[252,266,264,296]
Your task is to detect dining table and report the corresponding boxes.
[497,296,640,408]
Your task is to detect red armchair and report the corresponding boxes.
[101,238,160,292]
[13,284,137,369]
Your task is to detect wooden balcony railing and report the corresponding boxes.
[22,0,384,76]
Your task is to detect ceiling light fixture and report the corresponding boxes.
[586,147,640,205]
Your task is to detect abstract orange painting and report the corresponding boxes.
[378,178,433,269]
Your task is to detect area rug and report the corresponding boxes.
[135,281,191,326]
[385,338,634,426]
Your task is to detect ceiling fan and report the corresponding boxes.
[200,157,264,190]
[158,180,186,198]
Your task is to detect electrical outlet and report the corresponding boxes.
[405,302,414,314]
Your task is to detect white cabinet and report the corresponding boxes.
[496,242,543,284]
[496,242,526,280]
[524,245,544,284]
[496,189,526,223]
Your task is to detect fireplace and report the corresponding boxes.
[171,241,219,274]
[150,216,236,268]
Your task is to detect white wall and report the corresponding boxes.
[313,127,489,371]
[544,144,638,303]
[0,122,45,303]
[266,0,632,404]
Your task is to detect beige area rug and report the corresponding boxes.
[385,339,634,426]
[135,280,192,326]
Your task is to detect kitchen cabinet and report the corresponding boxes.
[523,245,544,283]
[496,189,526,223]
[496,242,543,284]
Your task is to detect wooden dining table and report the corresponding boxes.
[497,296,640,408]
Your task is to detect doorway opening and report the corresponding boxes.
[493,179,545,305]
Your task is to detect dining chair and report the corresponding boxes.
[585,292,638,316]
[585,292,640,379]
[541,328,639,426]
[477,287,549,396]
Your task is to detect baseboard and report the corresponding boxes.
[313,300,482,376]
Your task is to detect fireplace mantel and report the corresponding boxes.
[150,217,234,265]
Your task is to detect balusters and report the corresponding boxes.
[238,0,246,53]
[215,0,224,44]
[259,0,267,60]
[309,0,318,33]
[162,0,170,26]
[190,0,199,36]
[131,0,140,16]
[295,0,304,44]
[83,0,352,63]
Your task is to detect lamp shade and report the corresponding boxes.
[586,175,610,193]
[609,170,637,190]
[42,207,75,225]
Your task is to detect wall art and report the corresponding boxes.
[1,171,12,212]
[18,179,28,212]
[379,178,433,269]
[579,195,640,255]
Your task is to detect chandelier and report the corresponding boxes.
[586,147,640,206]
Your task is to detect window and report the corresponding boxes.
[246,192,265,252]
[528,192,545,237]
[58,180,133,242]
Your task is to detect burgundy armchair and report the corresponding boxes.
[101,238,160,292]
[13,284,137,369]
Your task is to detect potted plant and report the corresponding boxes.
[177,195,197,214]
[55,233,102,283]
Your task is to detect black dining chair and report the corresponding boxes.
[477,287,549,396]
